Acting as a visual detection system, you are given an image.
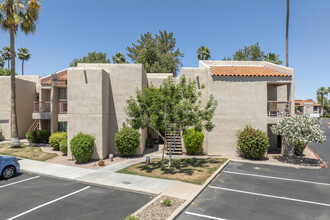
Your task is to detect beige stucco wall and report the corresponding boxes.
[0,77,11,140]
[147,73,173,88]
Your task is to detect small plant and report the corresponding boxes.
[125,215,139,220]
[70,133,95,163]
[115,127,140,157]
[201,83,205,89]
[294,139,306,156]
[26,130,50,144]
[98,159,105,166]
[183,129,204,155]
[59,138,68,155]
[49,132,67,150]
[237,125,269,160]
[163,198,172,207]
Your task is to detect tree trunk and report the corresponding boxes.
[286,0,289,67]
[22,60,24,75]
[10,26,20,148]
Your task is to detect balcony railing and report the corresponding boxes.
[267,101,290,117]
[33,101,51,113]
[59,99,67,114]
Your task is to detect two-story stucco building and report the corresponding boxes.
[295,99,323,118]
[0,61,295,158]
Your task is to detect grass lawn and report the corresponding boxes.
[0,143,58,161]
[117,157,227,185]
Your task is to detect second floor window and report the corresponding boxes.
[59,88,67,100]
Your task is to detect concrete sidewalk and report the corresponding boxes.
[19,157,193,195]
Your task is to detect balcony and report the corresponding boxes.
[59,99,67,114]
[33,101,51,113]
[267,101,290,117]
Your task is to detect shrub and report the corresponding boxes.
[115,127,140,157]
[60,138,68,155]
[183,129,204,155]
[237,126,270,160]
[70,133,95,163]
[125,215,139,220]
[294,139,306,156]
[163,198,172,207]
[26,130,50,143]
[49,132,67,150]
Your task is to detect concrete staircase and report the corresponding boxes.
[165,129,183,155]
[28,119,39,131]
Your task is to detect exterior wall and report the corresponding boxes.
[0,76,38,140]
[147,73,173,88]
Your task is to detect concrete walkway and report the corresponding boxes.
[19,157,201,196]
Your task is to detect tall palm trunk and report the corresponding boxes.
[286,0,289,67]
[10,26,20,147]
[22,60,24,75]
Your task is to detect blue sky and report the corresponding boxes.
[0,0,329,100]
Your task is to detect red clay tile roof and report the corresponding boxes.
[41,70,67,85]
[295,99,322,107]
[210,66,289,77]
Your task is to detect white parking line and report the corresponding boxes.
[0,176,39,189]
[185,211,228,220]
[209,186,330,207]
[7,186,90,220]
[223,171,330,186]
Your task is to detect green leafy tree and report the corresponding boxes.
[196,46,211,60]
[126,30,184,76]
[0,0,40,147]
[222,57,232,61]
[17,47,31,75]
[112,52,127,64]
[264,53,283,65]
[125,75,217,167]
[0,67,11,76]
[70,51,110,67]
[233,42,265,61]
[0,55,5,68]
[2,46,11,68]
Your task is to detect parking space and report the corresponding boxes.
[0,173,152,220]
[177,161,330,220]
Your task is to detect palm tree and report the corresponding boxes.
[2,46,11,68]
[264,53,283,65]
[0,0,40,147]
[196,46,211,60]
[112,52,127,64]
[317,87,327,106]
[17,47,31,75]
[0,54,5,68]
[286,0,290,67]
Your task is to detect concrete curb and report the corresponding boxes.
[307,145,327,169]
[166,159,231,220]
[20,168,75,182]
[132,194,163,217]
[230,158,322,170]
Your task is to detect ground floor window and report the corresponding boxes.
[58,122,67,132]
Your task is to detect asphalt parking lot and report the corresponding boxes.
[177,161,330,220]
[0,173,152,220]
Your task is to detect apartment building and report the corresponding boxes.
[295,99,323,118]
[0,61,294,158]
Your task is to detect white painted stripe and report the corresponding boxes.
[209,186,330,207]
[7,186,90,220]
[223,171,330,186]
[0,176,39,189]
[185,211,228,220]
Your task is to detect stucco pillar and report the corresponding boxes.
[281,137,294,156]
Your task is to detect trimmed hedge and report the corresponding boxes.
[294,139,306,156]
[49,132,67,150]
[183,129,204,155]
[26,130,50,144]
[115,127,140,157]
[237,126,270,160]
[70,133,95,163]
[60,138,68,155]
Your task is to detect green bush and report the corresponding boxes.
[115,127,140,157]
[237,126,269,160]
[125,215,139,220]
[26,130,50,143]
[163,198,172,207]
[60,138,68,155]
[70,133,95,163]
[294,139,306,156]
[183,129,204,155]
[49,132,67,150]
